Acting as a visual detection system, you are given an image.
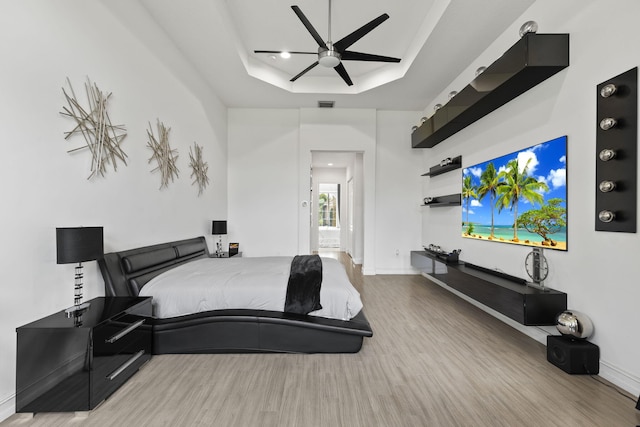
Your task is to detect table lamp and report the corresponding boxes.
[211,220,227,257]
[56,226,103,315]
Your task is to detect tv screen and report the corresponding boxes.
[462,135,567,251]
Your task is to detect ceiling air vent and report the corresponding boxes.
[318,101,335,108]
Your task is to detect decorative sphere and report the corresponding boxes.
[599,180,616,193]
[600,117,617,130]
[448,91,457,99]
[434,103,443,111]
[600,84,617,98]
[598,148,616,161]
[475,66,487,76]
[411,126,418,133]
[519,21,538,38]
[556,310,594,339]
[598,210,615,223]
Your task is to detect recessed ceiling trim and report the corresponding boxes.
[222,0,451,94]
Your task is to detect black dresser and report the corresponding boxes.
[16,297,152,413]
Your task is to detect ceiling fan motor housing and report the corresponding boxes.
[318,44,341,67]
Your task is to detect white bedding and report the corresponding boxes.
[139,256,363,321]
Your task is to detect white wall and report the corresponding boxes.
[227,108,379,264]
[419,0,640,395]
[376,111,424,273]
[228,108,423,275]
[227,109,300,256]
[0,1,227,419]
[349,153,365,265]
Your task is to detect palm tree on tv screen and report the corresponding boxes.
[496,158,549,242]
[477,162,499,239]
[462,175,477,235]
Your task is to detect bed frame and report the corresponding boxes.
[98,237,373,354]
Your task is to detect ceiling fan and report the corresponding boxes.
[254,0,401,86]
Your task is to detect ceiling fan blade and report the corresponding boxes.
[254,50,317,55]
[341,51,401,63]
[333,63,353,86]
[291,6,328,49]
[290,61,320,82]
[333,14,389,52]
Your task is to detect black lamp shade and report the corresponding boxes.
[56,227,104,264]
[211,220,227,235]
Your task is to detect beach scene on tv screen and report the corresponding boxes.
[462,135,567,251]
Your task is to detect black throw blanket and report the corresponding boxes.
[284,255,323,315]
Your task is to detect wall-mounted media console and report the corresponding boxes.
[411,33,569,149]
[410,251,567,326]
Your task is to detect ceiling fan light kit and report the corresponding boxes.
[254,0,400,86]
[318,45,341,68]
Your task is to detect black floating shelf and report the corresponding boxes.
[422,193,461,207]
[422,155,462,177]
[412,33,569,149]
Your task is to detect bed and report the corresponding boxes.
[98,237,373,354]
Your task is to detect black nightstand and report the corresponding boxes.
[16,297,152,414]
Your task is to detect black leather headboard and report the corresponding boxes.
[99,237,209,297]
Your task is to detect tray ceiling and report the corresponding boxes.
[107,0,535,109]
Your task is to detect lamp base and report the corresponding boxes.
[65,301,91,318]
[216,237,223,257]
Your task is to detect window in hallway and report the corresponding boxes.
[318,183,340,248]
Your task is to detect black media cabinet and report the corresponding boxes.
[411,251,567,326]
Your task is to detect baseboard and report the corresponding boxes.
[361,267,375,276]
[599,360,640,397]
[422,272,640,397]
[0,393,15,423]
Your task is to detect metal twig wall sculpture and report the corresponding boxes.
[147,119,179,189]
[60,77,128,179]
[188,142,209,196]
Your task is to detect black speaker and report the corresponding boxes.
[547,335,599,374]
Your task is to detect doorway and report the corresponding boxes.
[309,151,362,263]
[318,183,340,248]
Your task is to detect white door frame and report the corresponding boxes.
[296,109,376,274]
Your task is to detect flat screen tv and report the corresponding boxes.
[462,135,567,251]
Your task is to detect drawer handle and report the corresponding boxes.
[106,350,145,381]
[105,319,146,344]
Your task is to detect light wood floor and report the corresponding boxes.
[4,251,639,426]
